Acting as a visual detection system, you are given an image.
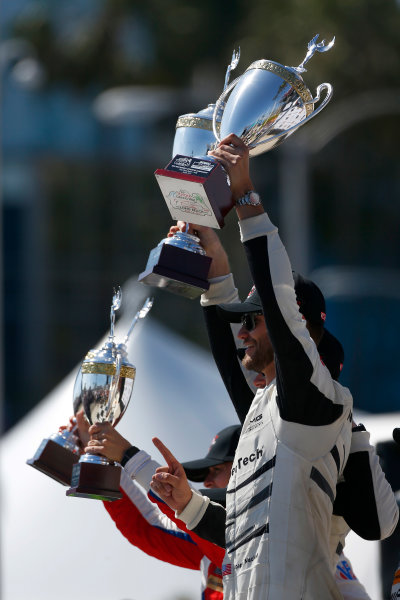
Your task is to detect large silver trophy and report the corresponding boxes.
[66,289,153,501]
[138,51,242,299]
[155,35,334,228]
[213,34,334,155]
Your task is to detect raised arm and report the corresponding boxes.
[169,221,255,424]
[150,437,227,549]
[210,134,351,430]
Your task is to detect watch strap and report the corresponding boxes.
[236,190,261,207]
[121,445,140,466]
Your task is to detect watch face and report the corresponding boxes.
[249,192,260,205]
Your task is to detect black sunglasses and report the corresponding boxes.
[240,311,263,332]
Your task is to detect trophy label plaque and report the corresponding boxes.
[138,242,211,299]
[155,155,233,229]
[27,438,79,486]
[66,461,122,501]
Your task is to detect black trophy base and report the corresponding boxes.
[66,460,122,501]
[27,438,79,486]
[138,242,211,299]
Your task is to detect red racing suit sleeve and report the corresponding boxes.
[104,476,203,570]
[147,489,225,567]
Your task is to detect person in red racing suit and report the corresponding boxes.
[81,417,240,600]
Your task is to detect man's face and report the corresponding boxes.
[203,462,233,488]
[238,313,274,374]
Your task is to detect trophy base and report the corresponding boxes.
[138,242,211,299]
[27,438,79,486]
[66,460,122,501]
[155,155,233,229]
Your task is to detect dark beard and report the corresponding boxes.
[241,347,274,374]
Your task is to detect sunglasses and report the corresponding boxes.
[240,312,263,332]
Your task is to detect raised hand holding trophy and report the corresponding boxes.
[66,290,153,501]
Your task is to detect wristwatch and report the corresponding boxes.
[235,191,262,207]
[120,445,140,466]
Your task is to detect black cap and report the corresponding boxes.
[181,425,240,482]
[318,328,344,381]
[217,272,326,327]
[199,487,227,507]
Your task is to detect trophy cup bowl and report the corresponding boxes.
[172,103,221,159]
[66,341,136,500]
[213,35,335,156]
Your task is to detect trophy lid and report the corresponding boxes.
[175,103,222,132]
[173,104,222,159]
[81,341,136,380]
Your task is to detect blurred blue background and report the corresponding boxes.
[2,0,400,430]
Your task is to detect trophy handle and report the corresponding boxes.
[105,351,123,423]
[213,81,333,149]
[212,75,242,143]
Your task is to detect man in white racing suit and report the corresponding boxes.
[150,133,362,599]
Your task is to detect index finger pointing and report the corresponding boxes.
[152,437,181,470]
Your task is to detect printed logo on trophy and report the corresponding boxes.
[168,190,212,218]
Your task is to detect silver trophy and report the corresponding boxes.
[139,52,241,298]
[172,48,240,164]
[66,290,153,501]
[27,421,81,486]
[154,49,241,230]
[213,34,335,155]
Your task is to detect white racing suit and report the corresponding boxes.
[179,212,354,599]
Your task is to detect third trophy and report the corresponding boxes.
[66,289,153,501]
[138,50,241,298]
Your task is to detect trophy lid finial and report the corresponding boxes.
[223,47,241,91]
[296,34,335,73]
[109,286,122,341]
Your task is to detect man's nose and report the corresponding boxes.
[203,474,214,488]
[238,325,248,339]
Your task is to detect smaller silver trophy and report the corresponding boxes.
[139,52,241,299]
[66,289,153,501]
[155,48,241,229]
